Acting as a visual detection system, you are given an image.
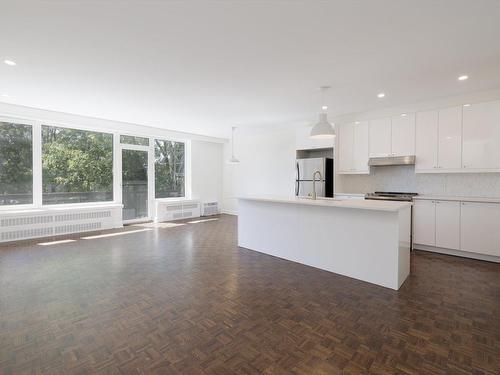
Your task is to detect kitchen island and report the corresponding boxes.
[238,196,412,290]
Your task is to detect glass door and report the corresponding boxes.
[121,149,149,221]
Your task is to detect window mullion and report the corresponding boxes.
[32,122,43,207]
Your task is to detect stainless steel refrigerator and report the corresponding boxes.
[295,157,334,198]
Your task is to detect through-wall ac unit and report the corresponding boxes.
[155,200,201,222]
[201,202,219,216]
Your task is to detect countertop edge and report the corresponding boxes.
[238,196,411,212]
[414,195,500,204]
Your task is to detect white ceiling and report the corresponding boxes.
[1,0,500,138]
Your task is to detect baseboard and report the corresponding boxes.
[221,210,237,216]
[414,244,500,263]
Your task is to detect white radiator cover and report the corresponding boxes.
[0,204,123,243]
[201,202,219,216]
[155,200,201,222]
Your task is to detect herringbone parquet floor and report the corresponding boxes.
[0,214,499,374]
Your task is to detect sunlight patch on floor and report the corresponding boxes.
[187,218,219,224]
[37,239,77,246]
[81,228,153,239]
[132,222,186,228]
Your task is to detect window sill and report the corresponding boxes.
[0,203,123,215]
[155,197,197,203]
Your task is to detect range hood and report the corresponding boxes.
[368,155,415,166]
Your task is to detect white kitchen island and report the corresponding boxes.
[238,196,412,290]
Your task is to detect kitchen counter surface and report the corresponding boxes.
[239,195,411,212]
[414,195,500,204]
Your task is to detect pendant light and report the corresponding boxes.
[227,126,240,164]
[310,86,335,139]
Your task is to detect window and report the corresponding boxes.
[120,135,149,146]
[0,122,33,205]
[154,139,185,198]
[42,126,113,204]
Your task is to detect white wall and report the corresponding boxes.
[191,140,223,204]
[222,127,296,214]
[222,89,500,213]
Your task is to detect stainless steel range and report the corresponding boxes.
[365,191,418,249]
[364,191,418,202]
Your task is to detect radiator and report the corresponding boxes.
[0,206,122,243]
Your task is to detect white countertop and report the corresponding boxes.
[238,195,411,212]
[414,195,500,203]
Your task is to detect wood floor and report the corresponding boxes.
[0,214,499,374]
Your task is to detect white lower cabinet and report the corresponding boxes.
[414,199,500,260]
[435,201,460,249]
[460,202,500,257]
[413,200,436,246]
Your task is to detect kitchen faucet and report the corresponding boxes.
[312,170,323,200]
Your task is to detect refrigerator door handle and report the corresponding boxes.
[295,162,300,196]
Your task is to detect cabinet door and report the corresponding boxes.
[337,123,354,173]
[353,121,369,173]
[415,110,438,171]
[435,201,460,250]
[438,106,462,170]
[460,202,500,256]
[369,118,392,157]
[462,100,500,170]
[391,114,415,156]
[413,200,436,246]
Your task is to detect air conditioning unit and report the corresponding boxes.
[202,202,219,216]
[155,200,201,222]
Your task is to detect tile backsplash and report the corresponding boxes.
[337,165,500,197]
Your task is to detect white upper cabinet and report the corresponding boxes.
[415,110,438,171]
[391,114,415,156]
[353,121,369,173]
[338,123,354,173]
[337,122,369,174]
[438,106,462,170]
[462,100,500,170]
[295,126,334,150]
[369,118,392,157]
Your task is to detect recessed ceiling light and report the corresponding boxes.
[355,121,360,124]
[4,59,16,66]
[322,105,328,110]
[463,104,471,107]
[401,113,407,117]
[1,94,9,98]
[377,93,385,98]
[458,75,468,81]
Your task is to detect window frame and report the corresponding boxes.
[0,116,37,211]
[0,116,191,211]
[153,138,187,200]
[41,124,115,206]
